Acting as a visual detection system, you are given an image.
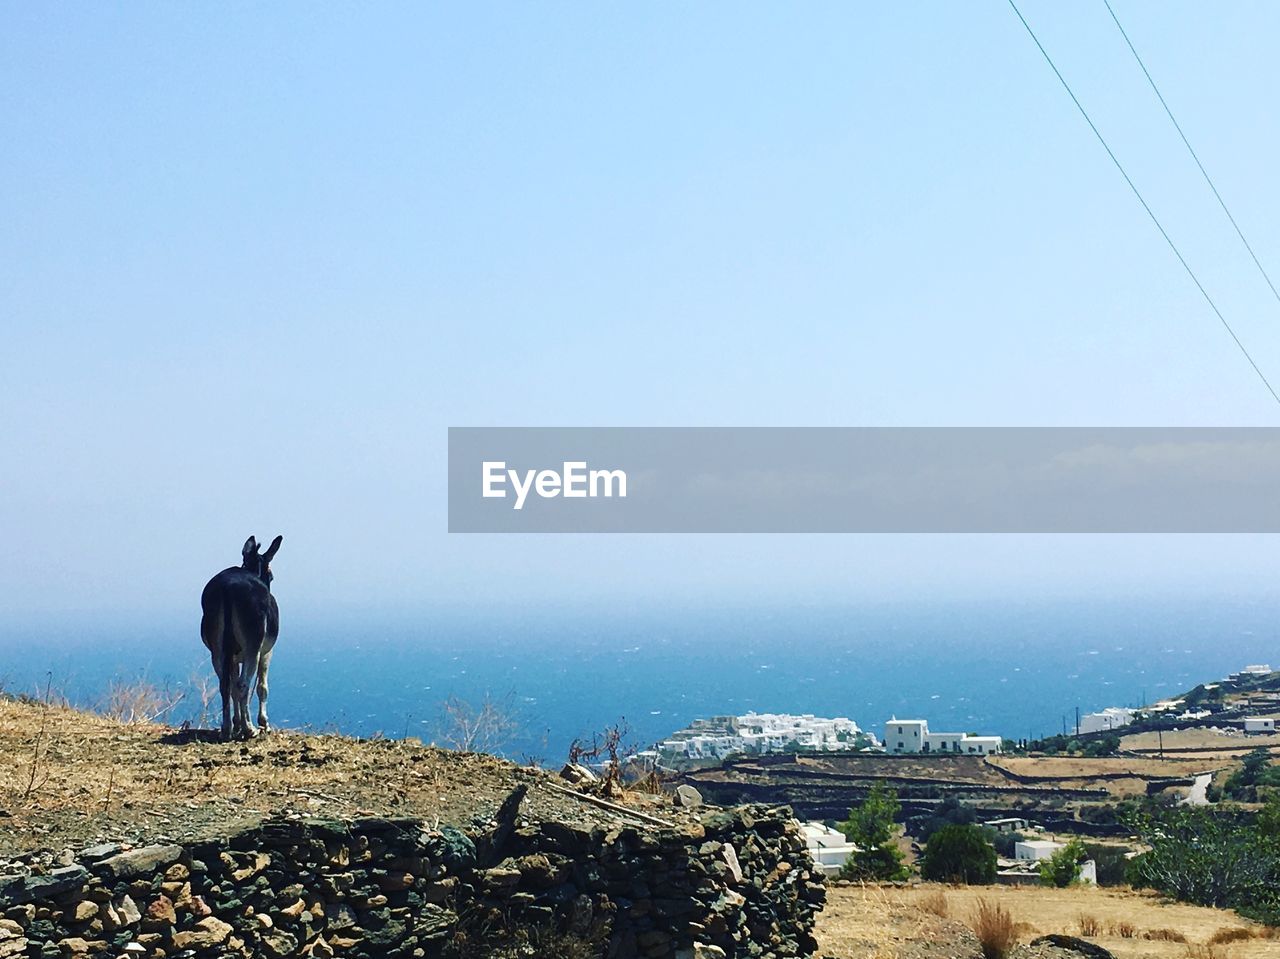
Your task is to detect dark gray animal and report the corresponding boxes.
[200,535,282,740]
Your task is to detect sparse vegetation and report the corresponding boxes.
[1146,928,1190,943]
[1111,920,1137,938]
[1078,913,1103,937]
[970,898,1018,959]
[437,691,521,756]
[917,888,949,918]
[100,677,185,725]
[1208,928,1257,946]
[568,719,632,797]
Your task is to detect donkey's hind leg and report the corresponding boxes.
[256,645,274,733]
[230,606,265,739]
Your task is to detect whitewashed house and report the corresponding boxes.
[1014,840,1063,862]
[1245,717,1277,734]
[1078,707,1136,735]
[801,822,857,877]
[884,718,1001,755]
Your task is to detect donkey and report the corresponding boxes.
[200,535,282,740]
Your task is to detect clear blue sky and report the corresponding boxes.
[4,3,1280,621]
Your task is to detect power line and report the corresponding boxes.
[1103,0,1280,310]
[1006,0,1280,407]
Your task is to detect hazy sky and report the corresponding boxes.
[5,3,1280,622]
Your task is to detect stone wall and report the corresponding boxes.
[0,800,821,959]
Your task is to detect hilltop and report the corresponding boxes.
[0,695,691,857]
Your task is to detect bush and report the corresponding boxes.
[920,824,997,884]
[1222,749,1280,802]
[1039,838,1086,887]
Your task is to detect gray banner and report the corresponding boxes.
[447,427,1280,533]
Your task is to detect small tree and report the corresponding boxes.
[437,691,520,755]
[920,824,997,884]
[1039,838,1086,887]
[838,783,910,881]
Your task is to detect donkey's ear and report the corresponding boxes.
[242,536,259,558]
[263,535,283,563]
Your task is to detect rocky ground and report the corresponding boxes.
[0,696,694,860]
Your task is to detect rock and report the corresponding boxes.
[422,827,476,874]
[0,920,23,939]
[559,763,597,783]
[327,904,356,929]
[143,896,175,925]
[261,930,299,958]
[721,843,743,885]
[114,897,140,926]
[71,902,97,922]
[515,854,560,889]
[186,895,212,920]
[480,865,521,896]
[0,866,88,904]
[76,846,121,863]
[676,946,727,959]
[376,871,413,892]
[276,899,305,922]
[162,864,188,882]
[171,916,232,950]
[674,784,704,808]
[1030,936,1116,959]
[95,847,182,880]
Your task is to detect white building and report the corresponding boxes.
[1245,717,1277,734]
[984,817,1030,834]
[1078,707,1136,735]
[1011,840,1096,885]
[1231,664,1273,681]
[1015,840,1063,862]
[884,718,1002,755]
[657,712,875,764]
[801,822,857,877]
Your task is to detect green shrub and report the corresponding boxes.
[920,824,997,884]
[1039,837,1086,887]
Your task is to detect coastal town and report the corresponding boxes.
[651,662,1276,769]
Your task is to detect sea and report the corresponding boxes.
[4,595,1276,764]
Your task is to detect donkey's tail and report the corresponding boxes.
[220,591,236,683]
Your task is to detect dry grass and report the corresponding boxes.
[1079,914,1104,937]
[100,678,185,725]
[971,899,1019,959]
[821,884,1278,959]
[1184,945,1228,959]
[0,696,693,855]
[1146,929,1190,943]
[1112,921,1139,939]
[918,888,949,918]
[1207,929,1257,946]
